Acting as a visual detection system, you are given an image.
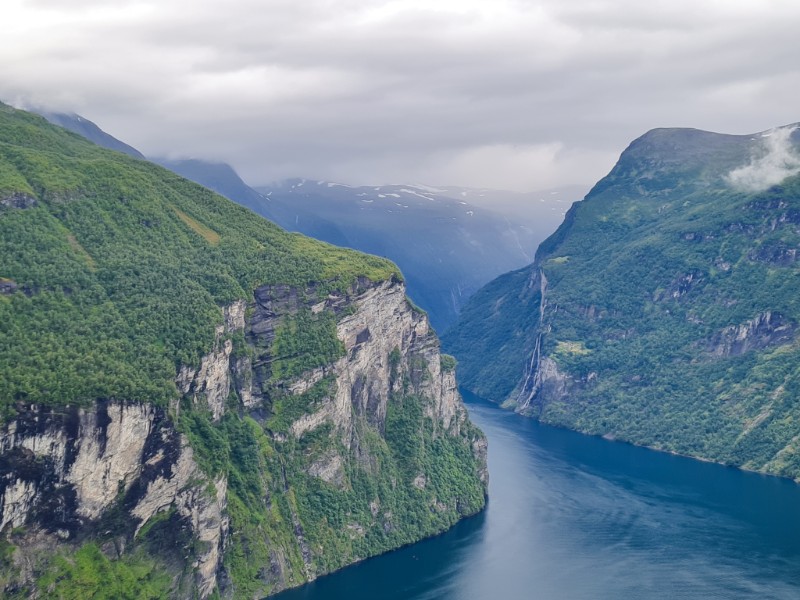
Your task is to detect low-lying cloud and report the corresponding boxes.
[3,1,800,191]
[727,126,800,192]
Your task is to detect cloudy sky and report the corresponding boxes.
[4,0,800,191]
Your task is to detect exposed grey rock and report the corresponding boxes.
[307,453,344,487]
[706,311,796,357]
[0,402,226,598]
[176,300,247,421]
[1,279,484,599]
[0,192,37,209]
[0,279,18,295]
[277,279,470,446]
[748,242,799,266]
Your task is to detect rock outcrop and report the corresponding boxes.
[0,402,227,596]
[705,311,795,357]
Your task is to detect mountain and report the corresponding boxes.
[0,103,487,598]
[35,110,146,159]
[424,184,590,222]
[153,157,275,219]
[35,110,279,220]
[445,123,800,478]
[28,111,576,331]
[253,180,572,330]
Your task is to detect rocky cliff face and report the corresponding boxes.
[1,277,486,598]
[0,401,227,596]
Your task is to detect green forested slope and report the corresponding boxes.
[0,103,397,413]
[446,125,800,478]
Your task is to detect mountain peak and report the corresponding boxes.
[33,109,146,159]
[590,122,800,199]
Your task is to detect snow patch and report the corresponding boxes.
[400,188,435,201]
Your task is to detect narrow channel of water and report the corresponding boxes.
[274,392,800,599]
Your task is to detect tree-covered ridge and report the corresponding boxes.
[0,103,399,413]
[447,125,800,478]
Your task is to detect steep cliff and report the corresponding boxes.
[0,104,486,598]
[446,123,800,479]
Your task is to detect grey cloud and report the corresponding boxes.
[3,0,800,191]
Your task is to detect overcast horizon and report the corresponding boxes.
[5,0,800,192]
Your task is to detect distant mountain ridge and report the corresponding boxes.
[35,110,146,159]
[34,109,576,330]
[152,157,272,217]
[254,179,572,330]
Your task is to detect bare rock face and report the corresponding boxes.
[267,279,471,452]
[0,192,37,209]
[176,301,247,421]
[706,311,796,357]
[0,278,18,295]
[0,402,227,597]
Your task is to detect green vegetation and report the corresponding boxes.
[32,544,171,600]
[440,354,457,371]
[271,310,344,381]
[443,265,541,402]
[177,375,485,598]
[0,103,399,413]
[268,375,337,432]
[447,126,800,479]
[0,104,485,599]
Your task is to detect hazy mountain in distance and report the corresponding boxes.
[256,179,575,330]
[152,157,276,219]
[35,110,145,159]
[430,184,591,222]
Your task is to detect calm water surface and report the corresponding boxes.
[274,393,800,600]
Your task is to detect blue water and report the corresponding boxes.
[274,393,800,599]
